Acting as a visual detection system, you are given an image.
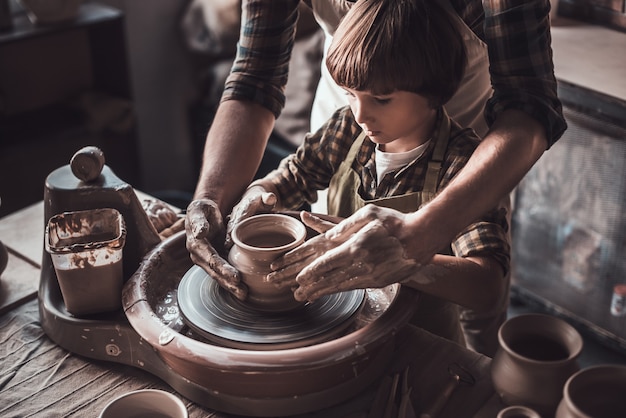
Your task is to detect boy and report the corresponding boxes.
[227,0,510,345]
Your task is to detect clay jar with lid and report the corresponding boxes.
[491,313,583,417]
[228,213,307,311]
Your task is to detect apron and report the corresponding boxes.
[309,0,492,137]
[326,116,466,346]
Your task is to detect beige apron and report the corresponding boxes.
[326,118,466,346]
[309,0,492,137]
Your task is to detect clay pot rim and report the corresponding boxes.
[498,405,541,418]
[230,213,307,253]
[560,364,626,417]
[498,313,583,365]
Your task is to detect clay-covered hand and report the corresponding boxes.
[265,211,338,290]
[225,183,277,249]
[185,199,247,301]
[269,205,420,301]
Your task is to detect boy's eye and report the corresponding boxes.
[375,97,391,105]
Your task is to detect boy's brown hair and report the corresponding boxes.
[326,0,467,108]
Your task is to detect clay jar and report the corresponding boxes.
[228,213,307,311]
[491,313,583,417]
[497,405,541,418]
[556,364,626,418]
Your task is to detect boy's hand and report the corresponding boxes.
[185,199,247,301]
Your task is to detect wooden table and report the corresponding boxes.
[0,199,505,417]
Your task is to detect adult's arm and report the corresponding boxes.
[400,109,545,263]
[193,100,275,215]
[185,100,274,301]
[185,1,302,300]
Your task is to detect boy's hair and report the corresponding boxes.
[326,0,467,108]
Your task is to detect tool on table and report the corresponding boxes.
[369,366,416,418]
[420,362,475,418]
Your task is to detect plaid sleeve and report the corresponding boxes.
[452,203,511,276]
[221,0,301,119]
[263,107,360,209]
[482,0,567,148]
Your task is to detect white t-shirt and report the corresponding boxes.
[374,141,430,186]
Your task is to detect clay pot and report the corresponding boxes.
[491,313,583,417]
[497,405,541,418]
[99,389,188,418]
[555,364,626,418]
[228,213,306,311]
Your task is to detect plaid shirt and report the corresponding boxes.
[223,0,566,147]
[264,106,511,273]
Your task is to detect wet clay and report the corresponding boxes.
[228,214,307,311]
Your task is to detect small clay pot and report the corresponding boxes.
[556,364,626,418]
[228,213,306,311]
[491,313,583,417]
[99,389,187,418]
[497,405,541,418]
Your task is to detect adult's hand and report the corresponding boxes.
[185,199,247,301]
[268,206,422,301]
[225,184,277,249]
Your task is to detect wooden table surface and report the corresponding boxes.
[0,197,506,418]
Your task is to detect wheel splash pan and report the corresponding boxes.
[122,230,419,416]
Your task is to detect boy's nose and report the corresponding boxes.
[352,101,373,124]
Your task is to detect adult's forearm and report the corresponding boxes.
[194,100,275,217]
[403,109,547,262]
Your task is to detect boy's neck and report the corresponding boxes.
[381,109,438,153]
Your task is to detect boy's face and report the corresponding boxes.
[344,88,436,153]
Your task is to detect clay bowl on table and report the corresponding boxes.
[556,364,626,418]
[492,313,583,416]
[122,220,420,416]
[99,389,187,418]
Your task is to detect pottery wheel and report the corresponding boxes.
[178,265,366,350]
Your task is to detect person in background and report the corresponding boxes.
[185,0,566,356]
[231,0,510,345]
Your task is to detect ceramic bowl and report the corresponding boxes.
[498,405,542,418]
[99,389,187,418]
[556,364,626,418]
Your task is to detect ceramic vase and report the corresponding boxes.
[491,313,583,417]
[228,213,306,311]
[555,364,626,418]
